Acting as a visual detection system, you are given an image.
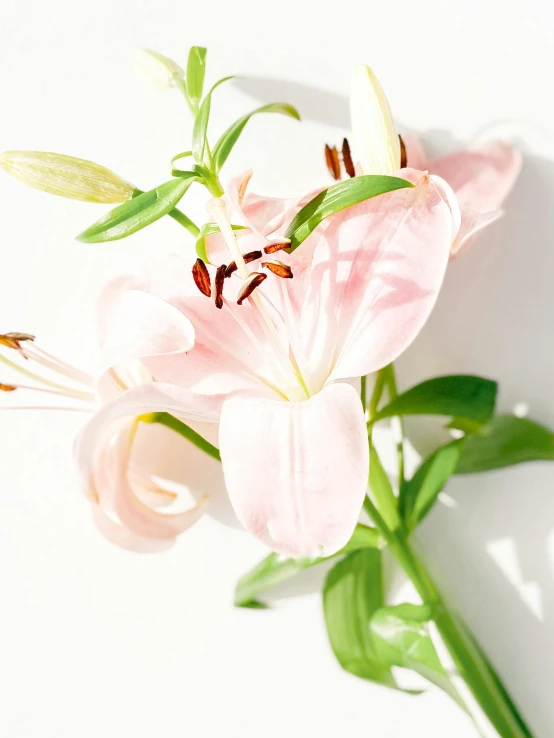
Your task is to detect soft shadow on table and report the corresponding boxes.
[233,76,350,128]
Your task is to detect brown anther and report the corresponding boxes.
[225,250,263,278]
[261,261,293,279]
[399,135,407,168]
[192,258,211,298]
[325,144,341,180]
[263,240,291,255]
[237,272,267,305]
[342,138,355,178]
[214,264,227,309]
[0,383,17,392]
[0,332,35,357]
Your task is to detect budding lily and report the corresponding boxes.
[134,48,184,91]
[0,151,135,203]
[350,64,401,175]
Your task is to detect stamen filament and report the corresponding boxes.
[0,405,93,413]
[24,344,95,387]
[0,382,94,401]
[0,353,95,402]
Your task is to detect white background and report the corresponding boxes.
[0,1,553,736]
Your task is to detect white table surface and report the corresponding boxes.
[0,1,553,736]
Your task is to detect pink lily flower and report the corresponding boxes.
[401,133,522,258]
[84,167,461,557]
[0,288,206,553]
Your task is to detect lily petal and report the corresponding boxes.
[292,169,460,386]
[430,141,522,214]
[98,289,195,376]
[219,382,369,557]
[75,383,223,551]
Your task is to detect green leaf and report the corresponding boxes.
[455,415,554,474]
[323,549,397,688]
[192,76,233,163]
[373,375,498,426]
[77,176,197,243]
[195,222,246,262]
[171,150,193,168]
[186,46,207,106]
[234,524,381,608]
[400,440,463,530]
[370,604,463,706]
[283,175,414,251]
[212,103,300,171]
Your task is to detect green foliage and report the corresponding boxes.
[77,175,196,243]
[192,76,234,163]
[186,46,207,107]
[323,549,397,688]
[234,525,381,608]
[455,415,554,474]
[400,440,463,530]
[283,175,413,250]
[373,375,498,426]
[212,103,300,171]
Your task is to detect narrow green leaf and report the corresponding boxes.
[400,440,463,530]
[171,150,193,168]
[283,175,414,250]
[371,604,463,706]
[455,415,554,474]
[323,549,397,688]
[186,46,207,106]
[195,222,246,262]
[192,76,234,163]
[373,375,498,426]
[77,176,196,243]
[234,524,381,608]
[212,103,300,171]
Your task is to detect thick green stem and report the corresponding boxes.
[387,534,534,738]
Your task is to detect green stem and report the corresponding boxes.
[382,363,405,485]
[387,532,533,738]
[140,412,221,461]
[360,375,367,413]
[168,208,200,237]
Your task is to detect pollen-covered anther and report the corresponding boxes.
[262,260,293,279]
[0,332,35,357]
[214,264,227,309]
[263,239,291,255]
[237,272,267,305]
[325,144,341,180]
[192,258,211,298]
[225,250,263,277]
[342,138,356,178]
[0,383,17,392]
[399,134,407,168]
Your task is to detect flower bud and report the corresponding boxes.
[134,48,183,90]
[0,151,135,203]
[350,64,400,175]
